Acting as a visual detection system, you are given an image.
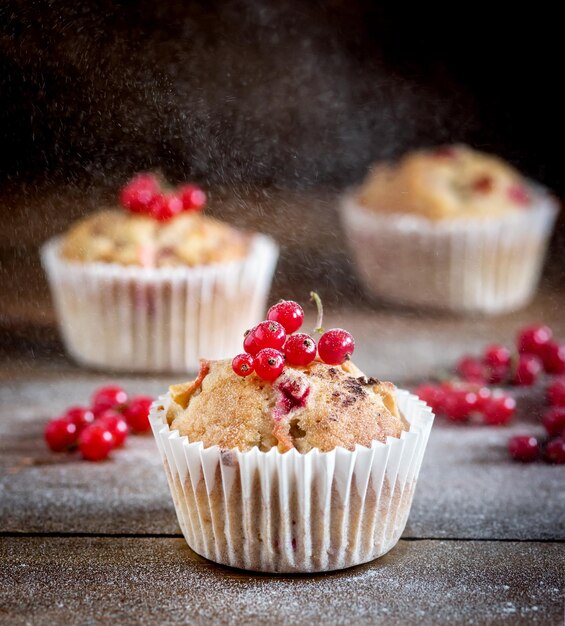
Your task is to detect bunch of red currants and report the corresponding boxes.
[120,172,206,222]
[413,323,565,464]
[456,324,564,386]
[508,377,565,464]
[232,297,355,382]
[44,386,153,461]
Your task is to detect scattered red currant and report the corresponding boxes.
[44,418,78,452]
[267,300,304,334]
[508,435,540,463]
[483,345,511,384]
[232,353,255,377]
[542,407,565,438]
[284,333,317,366]
[63,406,95,432]
[547,378,565,407]
[98,410,129,448]
[120,173,159,213]
[413,384,446,414]
[149,193,184,222]
[253,320,287,352]
[318,329,355,365]
[124,396,153,433]
[443,388,478,422]
[541,341,565,375]
[482,394,516,426]
[243,327,260,356]
[456,356,486,384]
[517,324,552,356]
[254,348,285,382]
[78,424,115,462]
[179,184,207,211]
[513,354,543,386]
[91,385,128,415]
[544,437,565,464]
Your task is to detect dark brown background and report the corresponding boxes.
[1,0,564,346]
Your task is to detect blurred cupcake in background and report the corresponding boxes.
[341,145,559,314]
[41,173,278,372]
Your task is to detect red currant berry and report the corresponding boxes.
[243,327,260,356]
[413,384,446,414]
[545,437,565,464]
[513,353,543,386]
[179,184,207,212]
[456,356,486,384]
[517,324,552,356]
[542,407,565,438]
[97,410,129,447]
[284,333,317,366]
[267,300,304,334]
[254,348,285,382]
[232,353,255,377]
[119,173,160,214]
[475,386,492,412]
[318,329,355,365]
[149,193,183,222]
[253,320,286,352]
[508,435,540,463]
[444,388,478,422]
[63,406,95,432]
[91,386,128,415]
[78,424,115,461]
[484,344,511,369]
[547,378,565,406]
[472,174,493,193]
[44,418,78,452]
[507,183,531,206]
[482,394,516,426]
[542,341,565,375]
[123,396,153,433]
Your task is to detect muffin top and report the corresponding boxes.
[60,210,249,267]
[357,144,534,220]
[165,358,407,453]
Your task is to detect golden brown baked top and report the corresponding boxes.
[60,210,249,267]
[166,359,407,453]
[357,144,534,220]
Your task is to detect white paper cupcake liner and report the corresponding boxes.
[341,190,559,314]
[41,234,279,373]
[150,389,434,573]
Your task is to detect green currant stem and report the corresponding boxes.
[310,291,324,335]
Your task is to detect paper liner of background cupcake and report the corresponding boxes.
[150,390,433,573]
[41,234,278,372]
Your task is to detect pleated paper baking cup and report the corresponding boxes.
[41,234,279,373]
[150,390,434,573]
[341,191,559,314]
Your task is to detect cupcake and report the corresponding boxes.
[41,174,279,372]
[341,145,559,314]
[150,297,434,572]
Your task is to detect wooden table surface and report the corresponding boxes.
[1,186,565,624]
[2,303,565,625]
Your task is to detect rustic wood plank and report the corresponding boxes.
[1,537,563,625]
[1,376,563,540]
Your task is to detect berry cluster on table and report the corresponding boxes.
[44,386,153,461]
[414,324,565,464]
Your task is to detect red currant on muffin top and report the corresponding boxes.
[232,294,355,382]
[267,300,304,334]
[119,172,207,222]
